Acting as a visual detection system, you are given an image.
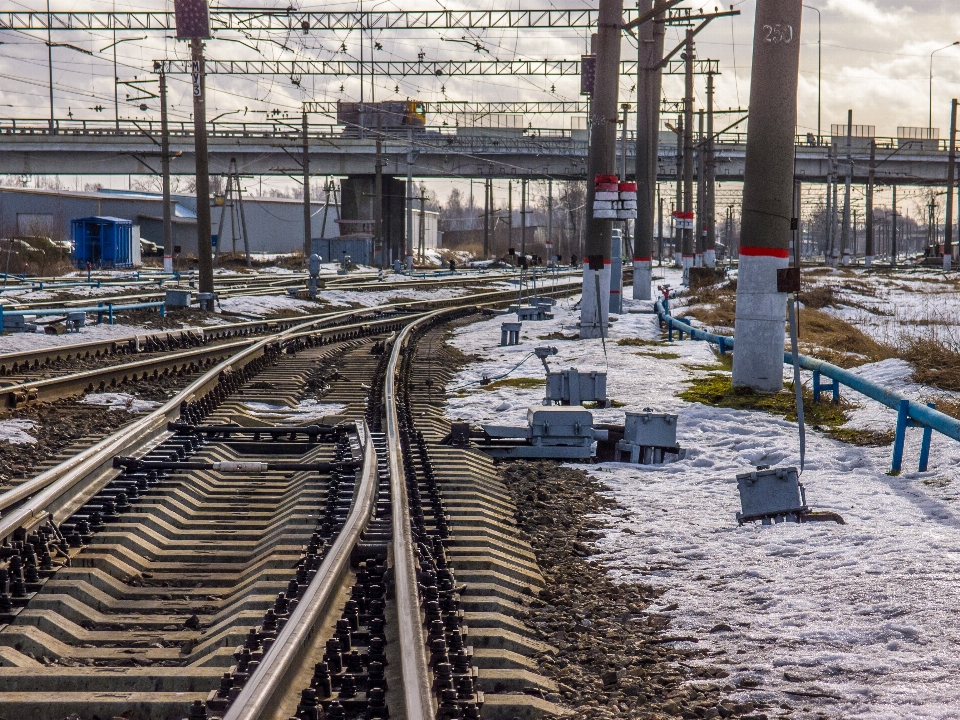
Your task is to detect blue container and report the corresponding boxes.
[71,216,134,269]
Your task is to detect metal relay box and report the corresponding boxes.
[623,410,677,448]
[736,466,808,524]
[545,369,607,406]
[480,406,605,459]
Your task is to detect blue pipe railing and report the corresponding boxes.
[655,298,955,473]
[0,301,165,331]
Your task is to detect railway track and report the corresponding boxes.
[0,284,574,719]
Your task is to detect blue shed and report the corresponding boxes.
[71,216,136,268]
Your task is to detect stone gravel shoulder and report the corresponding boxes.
[502,461,767,720]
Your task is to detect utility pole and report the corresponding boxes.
[508,181,513,255]
[824,144,833,263]
[696,108,705,267]
[945,98,957,271]
[732,0,803,393]
[191,36,215,311]
[634,0,665,300]
[521,178,527,257]
[547,178,554,263]
[46,0,54,133]
[891,185,898,268]
[580,0,623,339]
[160,69,173,273]
[483,178,491,259]
[841,109,853,265]
[657,192,664,266]
[418,186,426,263]
[865,139,875,267]
[406,128,414,269]
[681,29,695,283]
[302,111,312,260]
[705,71,716,267]
[675,116,683,267]
[374,111,383,266]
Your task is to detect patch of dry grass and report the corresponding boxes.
[798,284,837,309]
[900,338,960,392]
[796,308,895,368]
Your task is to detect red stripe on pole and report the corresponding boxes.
[604,259,612,265]
[633,257,651,262]
[682,254,694,258]
[739,245,790,258]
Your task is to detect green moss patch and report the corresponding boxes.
[617,337,664,347]
[482,377,545,391]
[636,350,682,360]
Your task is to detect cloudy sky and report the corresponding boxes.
[1,0,959,204]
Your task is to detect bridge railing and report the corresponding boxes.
[655,297,958,474]
[0,118,949,152]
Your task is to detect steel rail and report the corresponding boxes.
[222,420,378,720]
[0,336,255,408]
[385,310,444,720]
[0,274,580,376]
[0,311,401,541]
[0,281,581,541]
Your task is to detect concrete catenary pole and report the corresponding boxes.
[547,179,554,262]
[675,116,683,267]
[406,128,414,268]
[731,0,803,393]
[521,178,527,257]
[824,144,833,263]
[891,185,898,267]
[705,71,717,267]
[302,111,312,260]
[696,108,705,267]
[681,29,695,282]
[633,0,665,300]
[580,0,623,338]
[865,139,875,267]
[159,69,173,273]
[483,178,490,259]
[374,112,383,266]
[190,37,215,310]
[841,109,853,266]
[945,99,957,271]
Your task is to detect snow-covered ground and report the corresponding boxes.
[0,419,37,444]
[243,400,347,424]
[804,268,960,347]
[444,269,960,719]
[81,392,160,413]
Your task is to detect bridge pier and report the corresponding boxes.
[339,175,406,265]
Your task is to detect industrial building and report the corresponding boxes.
[0,186,335,256]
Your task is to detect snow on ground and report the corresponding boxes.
[0,419,37,444]
[444,268,960,719]
[217,294,320,317]
[0,322,163,354]
[318,286,477,308]
[81,393,160,413]
[243,400,347,424]
[806,268,960,346]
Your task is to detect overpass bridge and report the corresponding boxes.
[0,119,952,187]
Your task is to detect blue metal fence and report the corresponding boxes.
[0,301,165,332]
[655,299,958,473]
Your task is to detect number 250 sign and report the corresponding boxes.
[763,23,794,44]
